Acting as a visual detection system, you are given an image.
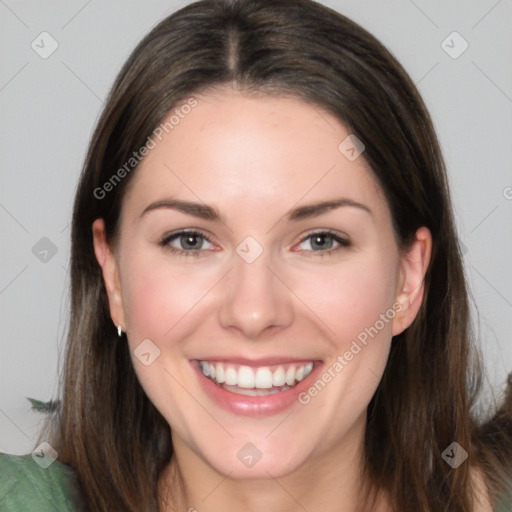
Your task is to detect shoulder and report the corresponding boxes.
[470,464,512,512]
[0,451,87,511]
[470,465,493,512]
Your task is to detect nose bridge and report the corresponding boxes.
[218,238,294,338]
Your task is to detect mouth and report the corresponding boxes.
[190,358,323,416]
[197,360,315,396]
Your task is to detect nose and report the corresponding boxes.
[218,248,294,340]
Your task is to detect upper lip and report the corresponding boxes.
[192,356,320,367]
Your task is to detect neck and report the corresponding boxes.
[158,413,390,512]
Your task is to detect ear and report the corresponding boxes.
[92,218,126,331]
[391,226,432,336]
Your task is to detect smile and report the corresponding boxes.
[198,360,315,396]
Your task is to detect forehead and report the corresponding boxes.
[122,88,389,224]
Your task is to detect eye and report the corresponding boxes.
[295,230,351,256]
[159,230,214,258]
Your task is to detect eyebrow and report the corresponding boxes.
[140,197,373,222]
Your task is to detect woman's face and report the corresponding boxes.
[93,87,430,479]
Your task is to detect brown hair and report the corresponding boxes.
[36,0,512,510]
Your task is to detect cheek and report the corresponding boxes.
[121,254,215,341]
[120,254,214,419]
[291,252,398,347]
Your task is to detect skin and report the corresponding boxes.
[93,86,433,512]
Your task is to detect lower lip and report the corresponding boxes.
[191,360,324,416]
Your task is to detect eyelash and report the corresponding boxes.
[159,229,351,258]
[159,230,213,259]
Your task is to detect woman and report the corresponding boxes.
[1,0,511,510]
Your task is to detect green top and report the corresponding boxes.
[0,452,86,511]
[1,451,511,511]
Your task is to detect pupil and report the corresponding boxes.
[183,234,200,249]
[312,234,331,250]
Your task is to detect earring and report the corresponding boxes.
[117,325,123,337]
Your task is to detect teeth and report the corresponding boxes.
[225,366,237,385]
[272,366,286,386]
[215,363,225,384]
[199,361,210,376]
[198,360,315,389]
[254,368,273,388]
[222,384,291,396]
[285,366,295,385]
[238,366,255,388]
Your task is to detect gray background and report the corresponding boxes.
[1,0,511,455]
